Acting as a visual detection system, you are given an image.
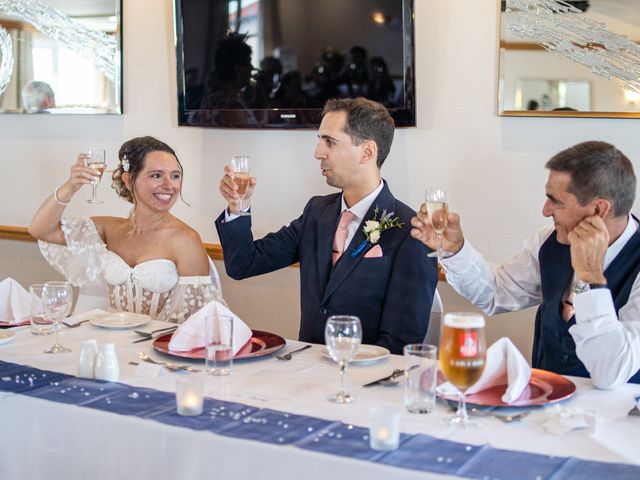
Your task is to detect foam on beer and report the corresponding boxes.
[443,313,485,328]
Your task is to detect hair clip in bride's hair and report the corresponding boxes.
[121,154,130,172]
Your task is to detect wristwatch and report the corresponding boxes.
[573,281,608,295]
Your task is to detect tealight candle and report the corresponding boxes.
[176,376,204,416]
[369,406,400,451]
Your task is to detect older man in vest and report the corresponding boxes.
[411,141,640,389]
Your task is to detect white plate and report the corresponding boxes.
[322,344,390,364]
[90,312,150,329]
[0,330,16,345]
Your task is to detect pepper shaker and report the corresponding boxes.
[94,342,119,381]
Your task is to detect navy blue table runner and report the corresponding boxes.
[1,360,637,479]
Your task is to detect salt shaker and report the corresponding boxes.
[77,339,98,378]
[94,342,119,381]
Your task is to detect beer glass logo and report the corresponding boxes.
[459,332,478,357]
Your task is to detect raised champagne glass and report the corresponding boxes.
[86,148,107,204]
[439,312,486,427]
[425,188,452,259]
[231,155,251,216]
[325,315,362,403]
[42,281,74,354]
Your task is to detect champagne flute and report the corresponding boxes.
[230,155,251,216]
[439,312,486,427]
[42,281,74,354]
[425,188,452,259]
[325,315,362,403]
[86,148,107,204]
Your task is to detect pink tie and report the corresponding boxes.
[332,211,356,265]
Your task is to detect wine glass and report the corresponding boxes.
[86,148,107,204]
[325,315,362,403]
[230,155,251,216]
[439,312,486,427]
[42,281,74,354]
[425,188,452,259]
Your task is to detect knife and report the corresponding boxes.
[363,369,404,387]
[132,327,177,343]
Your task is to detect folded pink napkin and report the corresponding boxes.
[364,244,383,258]
[465,337,531,403]
[0,278,30,323]
[168,300,253,355]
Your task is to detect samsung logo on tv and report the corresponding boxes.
[280,114,297,119]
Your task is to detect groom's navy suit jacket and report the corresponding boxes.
[215,182,438,354]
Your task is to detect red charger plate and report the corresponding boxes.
[153,330,286,360]
[438,368,576,407]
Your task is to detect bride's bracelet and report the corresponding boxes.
[54,185,71,206]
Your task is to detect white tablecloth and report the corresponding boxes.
[1,321,639,480]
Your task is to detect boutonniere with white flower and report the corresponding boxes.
[351,206,403,257]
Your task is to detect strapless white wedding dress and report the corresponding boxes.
[39,217,224,323]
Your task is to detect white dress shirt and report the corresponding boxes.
[335,180,384,253]
[441,215,640,389]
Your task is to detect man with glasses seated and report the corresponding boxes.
[411,141,640,389]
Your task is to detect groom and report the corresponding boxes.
[216,98,438,353]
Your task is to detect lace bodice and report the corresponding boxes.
[39,217,225,323]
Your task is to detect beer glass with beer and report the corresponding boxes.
[86,148,107,204]
[231,155,251,216]
[439,312,486,426]
[325,315,362,403]
[425,188,452,259]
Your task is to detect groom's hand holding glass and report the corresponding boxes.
[410,204,465,257]
[219,163,257,215]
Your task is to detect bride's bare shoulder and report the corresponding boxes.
[90,216,130,240]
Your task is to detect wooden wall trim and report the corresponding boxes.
[0,225,445,280]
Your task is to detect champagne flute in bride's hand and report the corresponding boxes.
[425,188,452,259]
[230,155,251,216]
[86,148,106,204]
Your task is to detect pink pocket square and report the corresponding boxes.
[364,244,383,258]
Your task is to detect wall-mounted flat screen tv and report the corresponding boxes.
[174,0,416,129]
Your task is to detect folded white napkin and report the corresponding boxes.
[465,337,531,403]
[168,300,253,355]
[0,278,30,323]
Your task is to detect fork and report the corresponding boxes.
[628,395,640,417]
[61,319,91,328]
[137,352,200,373]
[276,344,312,360]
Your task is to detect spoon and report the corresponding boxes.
[136,352,200,373]
[133,326,177,338]
[276,344,312,360]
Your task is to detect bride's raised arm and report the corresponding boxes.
[29,154,100,244]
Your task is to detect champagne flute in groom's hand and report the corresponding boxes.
[230,156,251,216]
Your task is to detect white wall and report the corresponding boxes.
[2,0,640,360]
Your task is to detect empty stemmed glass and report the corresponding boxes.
[325,315,362,403]
[439,312,486,427]
[425,188,452,259]
[42,281,74,354]
[230,155,251,215]
[86,148,107,204]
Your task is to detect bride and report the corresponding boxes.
[29,136,224,323]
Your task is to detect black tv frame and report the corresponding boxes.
[173,0,416,129]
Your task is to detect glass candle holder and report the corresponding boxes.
[175,376,204,416]
[369,406,400,451]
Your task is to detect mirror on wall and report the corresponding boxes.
[0,0,122,114]
[498,0,640,117]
